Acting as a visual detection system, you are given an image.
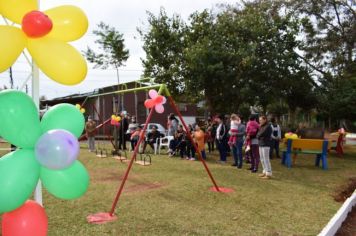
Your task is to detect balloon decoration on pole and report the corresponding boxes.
[144,89,166,113]
[0,90,90,234]
[2,200,48,236]
[111,114,121,126]
[0,0,88,85]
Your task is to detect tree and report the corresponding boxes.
[287,0,355,79]
[138,8,186,97]
[84,22,129,86]
[140,2,316,115]
[286,0,356,125]
[84,22,129,150]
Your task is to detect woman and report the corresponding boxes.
[246,114,260,172]
[256,115,272,179]
[215,114,228,164]
[168,113,179,155]
[230,114,245,168]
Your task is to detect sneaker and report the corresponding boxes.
[186,157,190,160]
[231,163,237,166]
[219,161,227,165]
[189,158,196,161]
[237,166,242,169]
[258,173,266,178]
[251,169,258,173]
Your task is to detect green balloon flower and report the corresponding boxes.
[0,90,89,214]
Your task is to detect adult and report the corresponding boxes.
[142,126,163,153]
[168,113,179,155]
[174,125,187,159]
[256,115,273,179]
[118,111,129,150]
[215,114,228,164]
[85,116,96,152]
[246,114,260,173]
[230,114,246,168]
[185,124,195,159]
[168,113,179,136]
[270,117,281,159]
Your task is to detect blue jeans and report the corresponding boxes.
[232,140,243,167]
[216,139,227,162]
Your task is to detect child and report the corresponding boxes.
[130,126,142,150]
[228,114,239,147]
[194,124,206,160]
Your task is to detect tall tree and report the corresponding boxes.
[84,22,129,150]
[138,8,186,97]
[84,22,129,85]
[287,0,355,79]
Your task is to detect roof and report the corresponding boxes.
[42,79,158,104]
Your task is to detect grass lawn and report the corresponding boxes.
[1,142,356,235]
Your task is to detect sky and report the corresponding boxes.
[0,0,239,99]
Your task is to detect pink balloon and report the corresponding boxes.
[148,89,158,99]
[155,104,165,113]
[154,95,164,104]
[144,99,155,109]
[162,96,167,104]
[2,200,48,236]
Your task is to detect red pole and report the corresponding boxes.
[109,107,155,216]
[167,96,220,192]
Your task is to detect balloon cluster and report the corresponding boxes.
[0,90,89,235]
[285,132,298,139]
[111,115,121,126]
[75,104,86,114]
[144,89,166,114]
[0,0,88,85]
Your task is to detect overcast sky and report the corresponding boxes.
[0,0,238,99]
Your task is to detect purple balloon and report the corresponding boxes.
[35,129,79,170]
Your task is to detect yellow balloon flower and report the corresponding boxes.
[0,1,88,85]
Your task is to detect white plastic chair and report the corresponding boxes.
[157,136,174,155]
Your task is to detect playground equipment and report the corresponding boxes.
[86,84,233,224]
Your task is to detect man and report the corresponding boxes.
[215,114,228,164]
[142,126,163,153]
[118,111,129,150]
[270,117,281,159]
[85,116,96,152]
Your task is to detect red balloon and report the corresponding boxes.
[2,200,48,236]
[22,11,53,38]
[144,99,155,108]
[154,96,164,104]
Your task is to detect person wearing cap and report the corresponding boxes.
[85,116,96,152]
[215,114,228,164]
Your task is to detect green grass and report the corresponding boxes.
[1,142,356,235]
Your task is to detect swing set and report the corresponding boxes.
[85,83,234,224]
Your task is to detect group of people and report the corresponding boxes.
[212,114,281,179]
[85,110,281,179]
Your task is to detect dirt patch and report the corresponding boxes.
[333,177,356,202]
[335,206,356,236]
[125,182,164,193]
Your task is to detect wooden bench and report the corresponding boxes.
[281,139,329,170]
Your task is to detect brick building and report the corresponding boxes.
[42,81,197,135]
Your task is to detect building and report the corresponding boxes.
[42,81,197,135]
